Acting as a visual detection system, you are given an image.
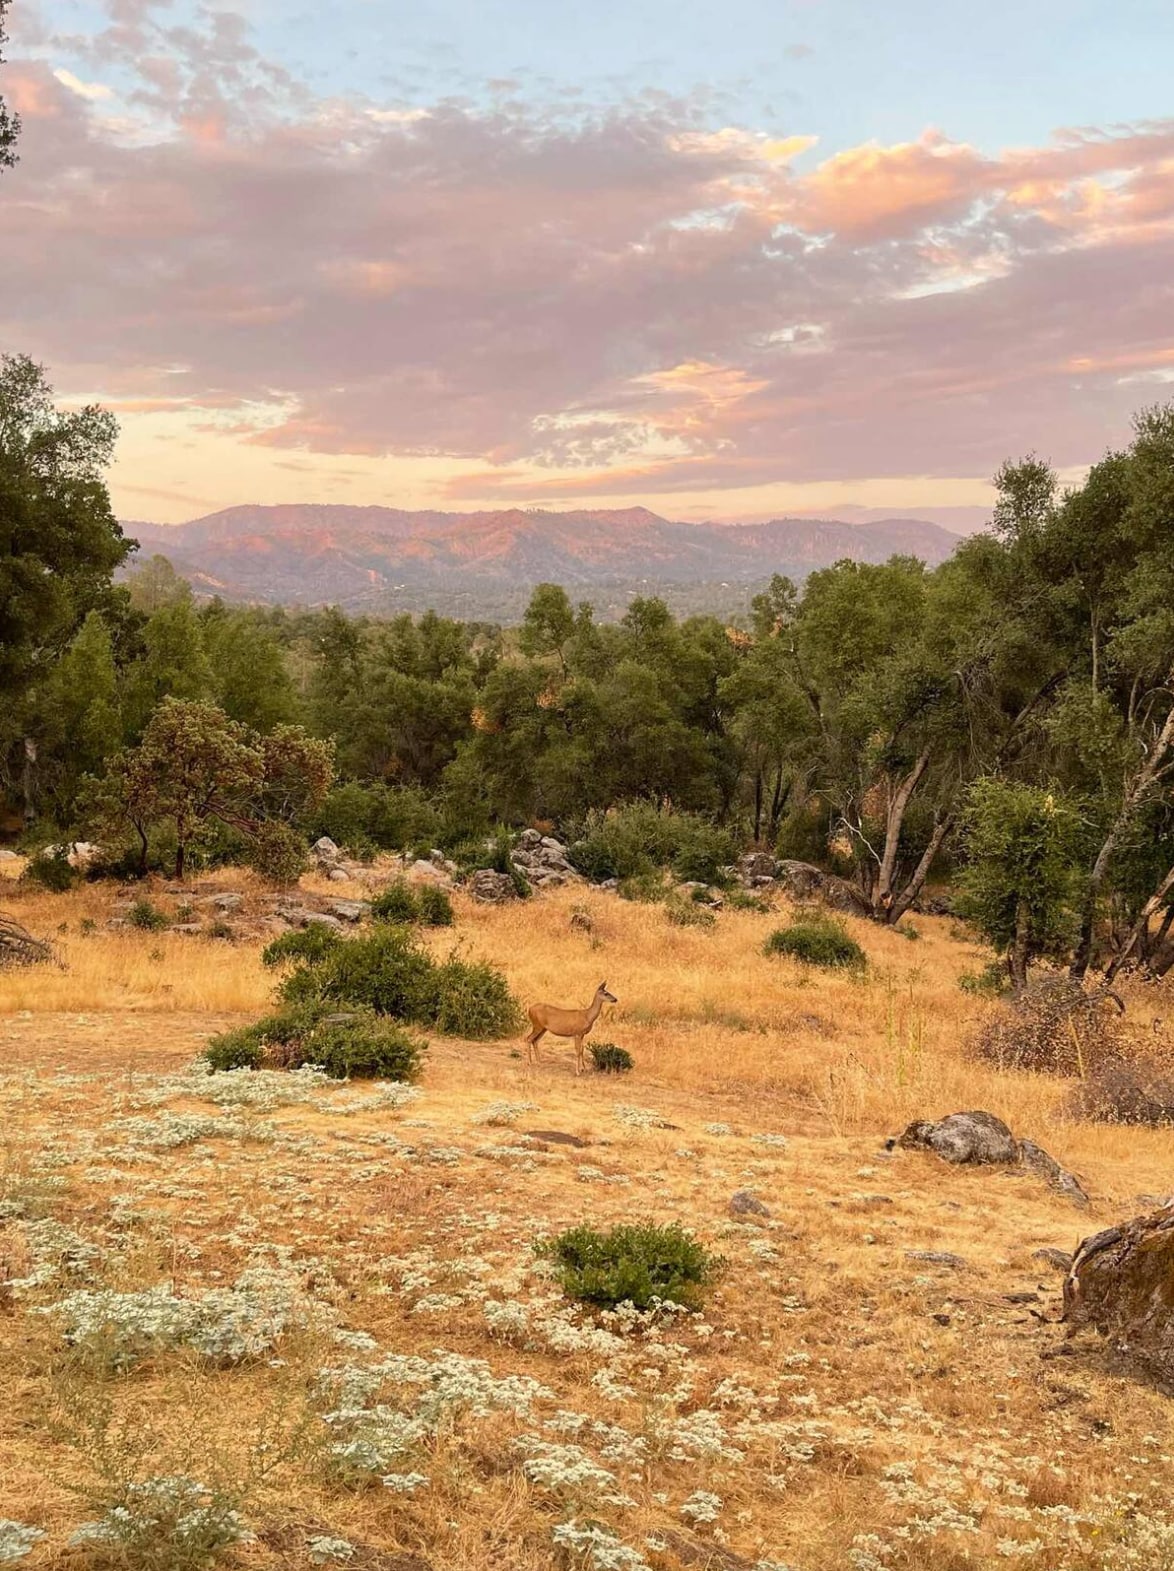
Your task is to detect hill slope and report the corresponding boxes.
[123,505,964,613]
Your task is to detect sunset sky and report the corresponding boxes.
[2,0,1173,525]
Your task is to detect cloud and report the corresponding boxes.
[2,6,1174,515]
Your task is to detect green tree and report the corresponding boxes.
[957,779,1087,991]
[0,357,128,821]
[124,553,193,613]
[0,0,19,172]
[201,606,298,731]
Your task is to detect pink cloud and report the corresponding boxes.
[2,15,1173,506]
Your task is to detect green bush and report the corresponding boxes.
[617,871,668,904]
[589,1042,633,1074]
[569,804,735,885]
[724,887,771,913]
[369,880,421,924]
[204,1002,426,1081]
[451,831,530,898]
[959,960,1011,997]
[312,782,440,855]
[537,1221,720,1311]
[22,847,77,893]
[261,925,345,968]
[763,915,866,969]
[277,924,522,1040]
[415,884,455,927]
[128,898,169,931]
[245,821,308,885]
[664,894,716,929]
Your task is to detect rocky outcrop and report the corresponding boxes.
[889,1110,1090,1207]
[510,830,581,889]
[1064,1205,1174,1376]
[466,869,519,903]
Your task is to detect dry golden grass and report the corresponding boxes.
[2,872,1174,1570]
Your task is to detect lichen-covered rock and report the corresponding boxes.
[1064,1206,1174,1376]
[728,1189,771,1221]
[466,869,518,903]
[894,1110,1020,1165]
[1018,1138,1090,1209]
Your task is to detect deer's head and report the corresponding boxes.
[597,981,618,1004]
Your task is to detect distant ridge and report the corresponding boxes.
[122,505,965,615]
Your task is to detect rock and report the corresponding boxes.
[774,858,871,915]
[312,836,341,861]
[523,1129,590,1149]
[195,892,243,913]
[328,900,369,923]
[1018,1139,1090,1210]
[407,858,451,885]
[0,848,19,861]
[893,1110,1020,1165]
[600,877,619,891]
[905,1249,967,1269]
[738,851,779,886]
[728,1189,771,1220]
[1064,1205,1174,1376]
[327,867,352,883]
[466,869,518,903]
[890,1111,1090,1207]
[517,829,543,849]
[1033,1247,1072,1273]
[277,907,346,932]
[1005,1290,1041,1304]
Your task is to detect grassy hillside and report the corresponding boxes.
[2,867,1173,1570]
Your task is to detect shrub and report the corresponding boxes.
[973,974,1123,1075]
[763,915,866,969]
[275,924,522,1040]
[70,1475,247,1568]
[262,925,345,968]
[568,804,735,885]
[959,960,1011,998]
[538,1221,720,1311]
[369,880,420,924]
[204,1002,425,1080]
[665,894,716,929]
[415,883,455,927]
[245,820,308,885]
[724,887,771,913]
[205,919,235,942]
[312,781,440,855]
[1068,1054,1174,1126]
[589,1042,633,1074]
[617,872,667,904]
[128,898,169,931]
[22,847,77,892]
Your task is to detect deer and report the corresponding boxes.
[525,981,617,1075]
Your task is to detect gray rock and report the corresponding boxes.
[517,829,543,849]
[195,892,243,913]
[728,1189,771,1220]
[327,867,352,883]
[312,836,341,861]
[303,912,346,931]
[0,848,19,862]
[328,900,369,922]
[905,1249,967,1269]
[467,869,518,903]
[894,1110,1020,1165]
[739,851,779,886]
[1033,1247,1072,1273]
[1018,1139,1090,1210]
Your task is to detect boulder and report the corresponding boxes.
[327,867,352,883]
[312,836,341,862]
[739,851,779,887]
[467,869,518,903]
[893,1110,1020,1165]
[728,1189,771,1221]
[1064,1205,1174,1377]
[517,829,543,849]
[890,1110,1090,1207]
[195,892,243,913]
[0,848,19,862]
[774,858,871,915]
[407,858,452,885]
[328,900,369,923]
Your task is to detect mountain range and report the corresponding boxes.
[123,505,966,619]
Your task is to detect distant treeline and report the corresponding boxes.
[6,352,1174,982]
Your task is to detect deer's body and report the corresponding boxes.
[526,981,616,1075]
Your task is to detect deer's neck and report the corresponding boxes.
[586,995,604,1026]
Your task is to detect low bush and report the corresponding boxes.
[275,924,522,1040]
[245,821,308,885]
[128,898,169,932]
[369,879,455,927]
[369,880,420,924]
[204,1002,425,1080]
[972,974,1123,1075]
[664,894,716,930]
[568,804,736,885]
[537,1221,720,1311]
[312,781,440,856]
[959,960,1011,997]
[763,914,866,969]
[262,925,345,969]
[724,887,772,914]
[22,847,77,893]
[589,1042,633,1074]
[1068,1054,1174,1126]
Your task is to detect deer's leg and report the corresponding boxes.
[574,1035,584,1075]
[526,1026,545,1066]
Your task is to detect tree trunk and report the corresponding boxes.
[1071,693,1174,980]
[135,822,149,876]
[1009,895,1031,993]
[21,738,37,827]
[753,768,763,844]
[871,749,931,919]
[767,768,790,843]
[887,813,954,925]
[175,840,186,882]
[1105,863,1174,982]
